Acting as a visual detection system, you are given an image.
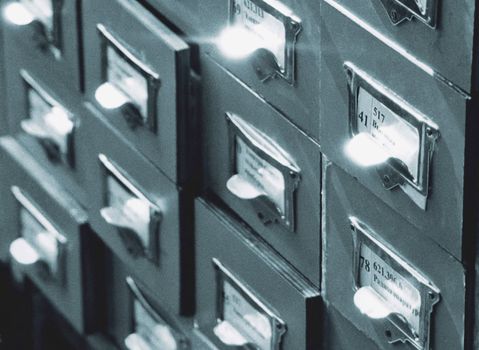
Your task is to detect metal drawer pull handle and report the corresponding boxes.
[100,198,150,258]
[124,333,151,350]
[9,237,40,265]
[125,327,178,350]
[3,3,35,26]
[213,320,249,347]
[226,174,265,200]
[95,82,143,129]
[21,107,74,163]
[3,2,50,50]
[353,286,392,319]
[345,132,415,188]
[227,172,285,210]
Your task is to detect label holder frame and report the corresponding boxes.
[97,24,161,132]
[125,276,189,349]
[226,112,300,232]
[20,69,75,167]
[99,154,162,264]
[227,0,301,84]
[350,216,440,350]
[213,258,286,350]
[344,62,439,210]
[11,185,67,283]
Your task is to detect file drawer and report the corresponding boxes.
[195,198,321,350]
[0,136,94,334]
[3,66,87,205]
[99,252,192,350]
[323,0,475,94]
[199,0,321,139]
[202,56,321,286]
[83,0,195,185]
[319,4,467,260]
[323,162,465,350]
[2,0,82,91]
[83,103,194,316]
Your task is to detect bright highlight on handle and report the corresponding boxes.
[3,2,34,26]
[9,237,40,265]
[353,286,392,319]
[95,82,130,110]
[344,133,389,167]
[213,320,249,346]
[216,26,263,59]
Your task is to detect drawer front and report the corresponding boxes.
[3,65,87,205]
[99,252,192,350]
[202,55,321,286]
[195,198,321,350]
[2,0,82,91]
[83,103,193,316]
[323,0,475,94]
[0,136,89,333]
[199,0,321,139]
[319,3,467,260]
[83,0,194,185]
[323,162,465,350]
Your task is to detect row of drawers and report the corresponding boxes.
[0,133,467,349]
[0,0,475,349]
[1,0,472,264]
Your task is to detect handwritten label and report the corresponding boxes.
[106,46,148,120]
[236,137,285,213]
[223,279,273,350]
[356,87,420,181]
[359,243,422,334]
[231,0,286,68]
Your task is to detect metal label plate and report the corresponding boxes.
[228,0,301,83]
[345,62,439,210]
[351,217,439,350]
[98,25,160,132]
[12,186,66,280]
[226,112,300,231]
[99,155,161,263]
[21,70,75,166]
[214,259,286,350]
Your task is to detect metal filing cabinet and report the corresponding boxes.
[202,54,321,287]
[195,198,321,350]
[319,2,468,262]
[323,0,475,95]
[2,0,82,91]
[323,161,466,350]
[0,136,99,335]
[82,103,194,316]
[82,0,197,186]
[199,0,321,140]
